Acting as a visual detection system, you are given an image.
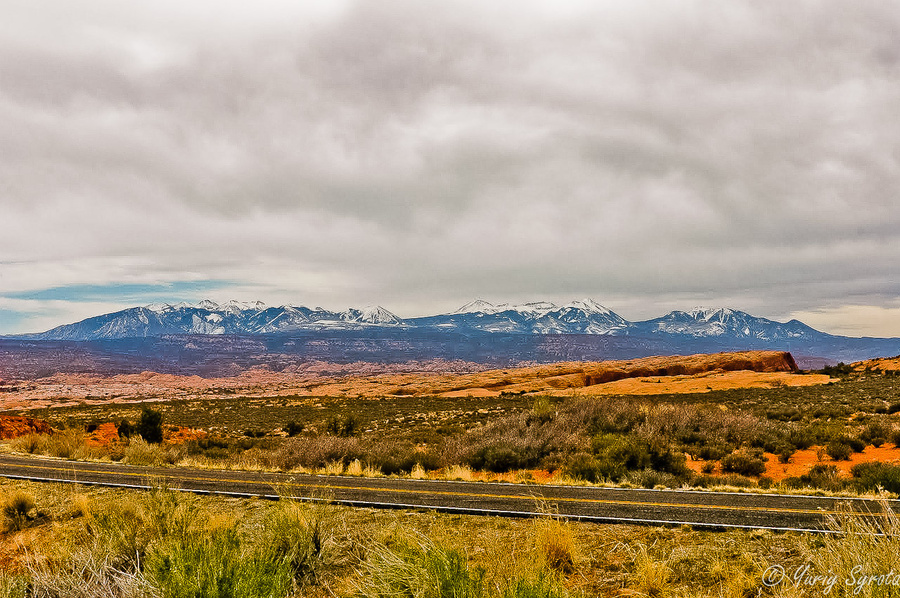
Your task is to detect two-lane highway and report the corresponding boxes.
[1,454,893,532]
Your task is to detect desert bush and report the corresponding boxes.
[137,407,164,444]
[695,444,731,461]
[10,433,45,454]
[721,451,766,476]
[283,420,305,437]
[21,552,156,598]
[628,546,672,598]
[147,526,293,598]
[354,535,485,598]
[0,575,27,598]
[826,438,853,461]
[266,436,366,470]
[2,491,35,532]
[84,496,151,571]
[851,461,900,494]
[526,397,555,426]
[468,444,531,473]
[325,414,361,438]
[257,500,331,588]
[42,429,84,459]
[860,419,893,447]
[123,437,167,466]
[786,428,815,450]
[116,418,134,438]
[777,445,796,463]
[793,464,847,492]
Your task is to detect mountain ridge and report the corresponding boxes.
[5,298,852,343]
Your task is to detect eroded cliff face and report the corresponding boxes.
[582,351,797,386]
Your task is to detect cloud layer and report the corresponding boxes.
[2,1,899,336]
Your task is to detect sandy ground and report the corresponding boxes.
[0,351,830,411]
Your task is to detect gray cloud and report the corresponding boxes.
[2,0,899,335]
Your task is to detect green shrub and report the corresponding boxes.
[147,527,292,598]
[355,536,485,598]
[468,445,528,473]
[800,464,846,492]
[257,501,330,588]
[861,420,893,446]
[326,414,361,438]
[564,453,602,483]
[851,462,900,494]
[826,439,853,461]
[117,419,134,439]
[720,451,766,476]
[526,398,555,426]
[696,444,730,461]
[777,446,796,463]
[137,408,164,444]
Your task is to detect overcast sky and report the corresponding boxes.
[2,1,899,337]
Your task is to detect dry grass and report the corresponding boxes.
[533,517,578,574]
[2,490,35,532]
[11,476,900,597]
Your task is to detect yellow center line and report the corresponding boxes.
[0,460,875,517]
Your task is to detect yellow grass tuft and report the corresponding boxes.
[324,460,345,475]
[346,459,363,476]
[446,464,474,481]
[629,546,672,598]
[533,516,578,574]
[410,463,427,479]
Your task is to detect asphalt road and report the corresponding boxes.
[1,454,894,532]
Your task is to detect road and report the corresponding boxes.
[1,454,894,533]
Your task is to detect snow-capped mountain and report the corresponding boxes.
[631,307,821,341]
[407,299,629,335]
[17,298,830,344]
[23,301,406,341]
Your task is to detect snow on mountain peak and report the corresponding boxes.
[358,305,402,324]
[686,307,735,321]
[145,303,173,313]
[563,298,614,316]
[222,300,267,313]
[452,300,496,314]
[197,300,220,310]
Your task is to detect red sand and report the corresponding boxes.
[686,444,900,482]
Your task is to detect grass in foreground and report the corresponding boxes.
[5,478,900,597]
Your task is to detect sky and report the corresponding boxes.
[2,1,900,337]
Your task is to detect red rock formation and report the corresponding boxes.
[0,415,53,439]
[582,351,797,386]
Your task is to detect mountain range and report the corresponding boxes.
[8,298,859,343]
[2,299,899,376]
